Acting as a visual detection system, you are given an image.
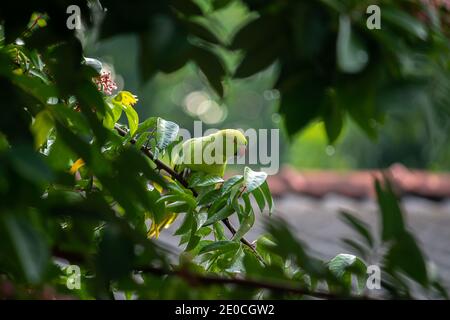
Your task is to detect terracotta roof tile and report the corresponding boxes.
[267,164,450,200]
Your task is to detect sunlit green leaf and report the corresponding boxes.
[243,166,267,193]
[156,117,179,152]
[327,253,367,292]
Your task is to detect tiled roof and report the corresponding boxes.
[267,164,450,200]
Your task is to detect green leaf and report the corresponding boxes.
[136,117,157,135]
[156,117,179,152]
[199,240,239,254]
[383,8,428,40]
[260,181,273,214]
[97,226,134,281]
[232,208,255,241]
[227,183,242,206]
[11,73,58,105]
[186,228,201,251]
[103,101,123,130]
[327,253,367,292]
[122,104,139,137]
[278,73,326,136]
[190,174,223,187]
[265,218,326,276]
[323,99,343,144]
[47,136,75,170]
[234,38,282,78]
[431,281,449,300]
[147,189,166,223]
[31,110,54,149]
[198,189,222,206]
[336,15,369,74]
[195,210,208,232]
[212,0,233,10]
[242,192,252,215]
[251,187,265,213]
[190,46,226,97]
[171,0,203,16]
[166,201,190,213]
[217,245,244,272]
[328,253,363,277]
[385,232,428,286]
[231,16,284,78]
[243,166,267,193]
[230,16,281,51]
[83,57,102,73]
[9,145,53,185]
[138,18,192,82]
[204,205,234,226]
[341,238,368,259]
[335,65,382,139]
[1,215,49,283]
[135,131,152,149]
[375,180,405,242]
[185,21,221,45]
[221,175,243,195]
[213,222,227,241]
[339,211,373,248]
[174,212,194,236]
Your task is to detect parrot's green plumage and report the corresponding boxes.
[172,129,247,177]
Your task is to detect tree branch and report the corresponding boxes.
[138,265,378,300]
[113,125,263,262]
[51,247,377,300]
[115,125,190,190]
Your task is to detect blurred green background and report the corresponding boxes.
[85,1,450,171]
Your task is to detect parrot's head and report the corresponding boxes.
[220,129,247,158]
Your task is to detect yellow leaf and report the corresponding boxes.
[112,91,139,136]
[70,158,85,174]
[113,91,138,108]
[147,213,177,239]
[153,182,163,193]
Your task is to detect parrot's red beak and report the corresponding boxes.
[238,145,246,157]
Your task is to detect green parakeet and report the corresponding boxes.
[172,129,247,177]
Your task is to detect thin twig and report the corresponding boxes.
[222,217,266,265]
[113,124,263,261]
[21,14,42,37]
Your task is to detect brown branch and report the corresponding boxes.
[114,124,264,263]
[222,218,254,248]
[50,247,376,300]
[139,265,378,300]
[114,125,190,190]
[22,14,42,37]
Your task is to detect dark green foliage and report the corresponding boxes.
[231,0,450,143]
[0,0,447,300]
